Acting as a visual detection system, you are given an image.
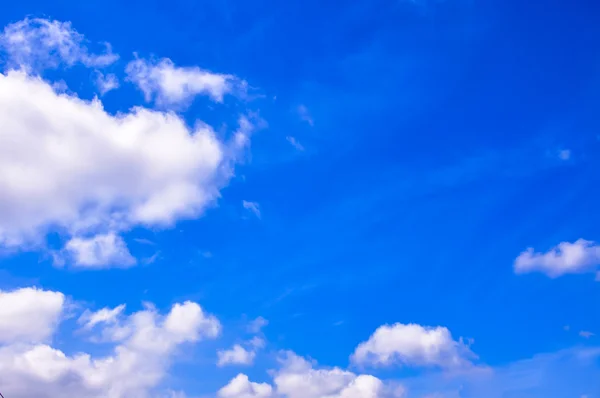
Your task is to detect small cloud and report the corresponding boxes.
[64,232,137,269]
[217,344,256,367]
[286,136,305,151]
[247,316,268,333]
[242,200,261,219]
[564,325,571,331]
[297,104,314,126]
[142,251,160,265]
[95,71,119,95]
[134,238,155,245]
[579,331,595,339]
[333,320,345,327]
[514,239,600,278]
[200,250,213,258]
[558,149,571,160]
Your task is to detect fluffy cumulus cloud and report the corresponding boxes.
[0,18,257,268]
[0,287,65,344]
[0,287,221,398]
[218,351,405,398]
[514,239,600,278]
[218,374,273,398]
[218,344,257,367]
[0,70,254,254]
[351,323,476,369]
[0,17,118,70]
[126,57,245,106]
[62,232,137,269]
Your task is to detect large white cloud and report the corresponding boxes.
[350,323,475,369]
[514,239,600,278]
[0,287,65,344]
[218,351,405,398]
[0,70,253,252]
[0,287,221,398]
[0,18,118,70]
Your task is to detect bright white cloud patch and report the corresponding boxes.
[126,57,242,106]
[0,287,65,344]
[351,323,475,369]
[0,18,118,70]
[0,289,220,398]
[64,232,137,269]
[218,344,257,367]
[218,373,273,398]
[0,70,254,255]
[514,239,600,278]
[220,351,404,398]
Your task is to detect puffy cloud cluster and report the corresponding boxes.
[0,287,220,398]
[218,352,405,398]
[351,323,476,369]
[514,239,600,278]
[0,17,256,268]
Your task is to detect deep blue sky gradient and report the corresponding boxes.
[1,0,600,396]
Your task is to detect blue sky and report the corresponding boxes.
[0,0,599,397]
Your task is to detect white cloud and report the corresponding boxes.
[64,233,136,269]
[579,331,594,339]
[218,344,256,367]
[217,336,265,367]
[351,323,475,369]
[220,351,404,398]
[242,201,261,219]
[126,57,243,106]
[95,71,119,95]
[0,287,65,344]
[0,290,221,398]
[247,316,268,333]
[78,304,126,330]
[218,374,273,398]
[0,70,255,259]
[286,136,304,151]
[514,239,600,278]
[0,18,118,70]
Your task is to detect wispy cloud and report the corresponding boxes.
[297,104,314,126]
[242,200,261,219]
[286,136,305,151]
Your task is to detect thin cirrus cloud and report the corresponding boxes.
[514,239,600,278]
[350,323,477,369]
[0,286,221,398]
[0,17,260,268]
